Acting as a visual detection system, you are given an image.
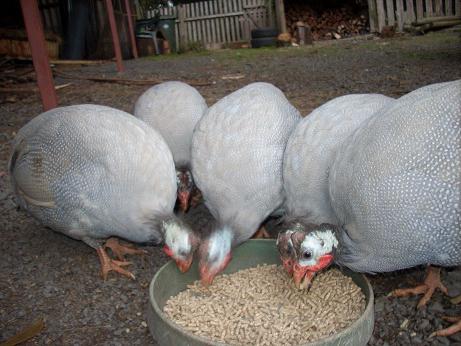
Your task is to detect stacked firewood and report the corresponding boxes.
[285,4,369,41]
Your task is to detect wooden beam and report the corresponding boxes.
[367,0,379,32]
[20,0,58,111]
[275,0,287,33]
[124,0,138,58]
[396,0,404,31]
[104,0,124,72]
[178,4,187,51]
[376,0,386,31]
[416,0,424,20]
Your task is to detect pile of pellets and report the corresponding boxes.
[164,265,365,345]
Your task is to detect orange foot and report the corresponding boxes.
[252,226,271,239]
[96,247,135,280]
[392,266,448,308]
[104,237,147,261]
[430,316,461,337]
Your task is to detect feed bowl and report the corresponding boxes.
[147,239,374,346]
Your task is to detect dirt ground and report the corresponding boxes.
[1,30,461,346]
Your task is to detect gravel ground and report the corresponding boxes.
[1,30,460,345]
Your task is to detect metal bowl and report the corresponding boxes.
[147,239,374,345]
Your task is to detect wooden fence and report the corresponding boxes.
[368,0,461,32]
[153,0,274,50]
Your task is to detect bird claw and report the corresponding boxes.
[391,266,448,308]
[104,237,147,261]
[429,317,461,338]
[97,247,136,280]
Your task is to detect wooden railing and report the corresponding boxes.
[155,0,274,50]
[368,0,461,32]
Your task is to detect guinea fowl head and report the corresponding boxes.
[176,169,194,212]
[282,223,339,289]
[162,217,199,273]
[198,226,233,286]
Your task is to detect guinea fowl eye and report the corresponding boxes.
[303,251,312,260]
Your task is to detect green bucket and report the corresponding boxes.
[147,239,374,345]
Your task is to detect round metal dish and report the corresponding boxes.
[147,239,374,346]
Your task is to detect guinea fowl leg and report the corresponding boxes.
[83,237,136,280]
[96,247,135,280]
[430,316,461,337]
[104,237,147,261]
[392,266,448,308]
[252,226,271,239]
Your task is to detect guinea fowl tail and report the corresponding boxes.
[8,138,26,190]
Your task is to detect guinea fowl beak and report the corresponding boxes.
[163,245,193,273]
[199,253,232,286]
[176,256,193,273]
[293,263,314,289]
[292,253,335,289]
[178,191,190,213]
[199,265,215,286]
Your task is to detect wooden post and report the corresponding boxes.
[178,4,187,51]
[396,0,404,31]
[275,0,287,33]
[124,0,138,58]
[367,0,379,32]
[20,0,58,111]
[377,0,386,32]
[105,0,125,72]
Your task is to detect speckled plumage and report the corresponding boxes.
[329,80,461,272]
[133,81,207,168]
[283,94,394,224]
[191,82,301,244]
[9,104,177,245]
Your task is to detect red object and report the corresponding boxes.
[105,0,125,72]
[292,253,335,287]
[20,0,58,111]
[124,0,138,58]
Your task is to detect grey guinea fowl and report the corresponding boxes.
[278,94,394,273]
[9,104,198,279]
[191,82,301,285]
[134,81,208,212]
[283,93,395,224]
[283,81,460,326]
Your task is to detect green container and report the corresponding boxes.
[156,16,177,53]
[147,239,374,346]
[135,16,177,53]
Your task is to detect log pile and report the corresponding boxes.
[285,3,369,41]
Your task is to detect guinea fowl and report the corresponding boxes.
[134,81,208,212]
[278,80,461,336]
[191,82,301,285]
[278,94,394,272]
[9,105,199,279]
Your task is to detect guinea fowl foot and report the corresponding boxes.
[96,247,135,280]
[252,226,271,239]
[103,237,147,261]
[392,266,448,308]
[430,316,461,337]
